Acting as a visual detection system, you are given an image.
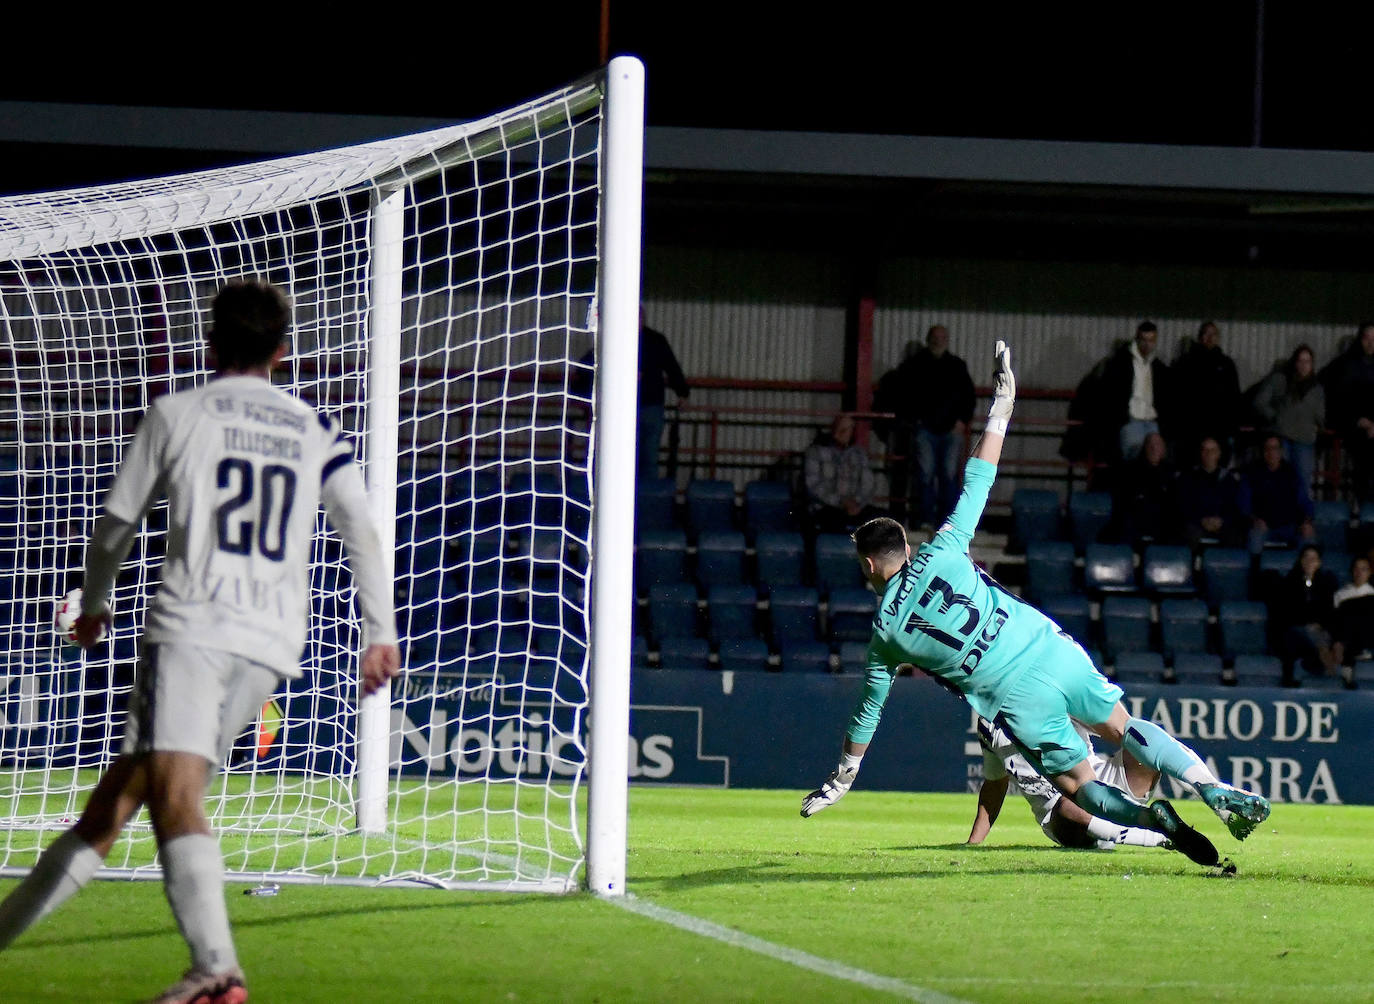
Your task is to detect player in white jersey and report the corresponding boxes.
[0,280,400,1004]
[967,716,1170,851]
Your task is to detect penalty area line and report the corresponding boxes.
[610,895,971,1004]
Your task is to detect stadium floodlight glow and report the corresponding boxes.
[0,56,643,894]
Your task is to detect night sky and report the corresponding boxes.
[5,6,1372,151]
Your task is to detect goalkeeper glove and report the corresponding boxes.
[800,752,864,818]
[986,340,1015,436]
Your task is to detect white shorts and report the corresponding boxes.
[1032,750,1161,844]
[122,642,284,765]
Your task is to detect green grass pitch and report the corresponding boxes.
[2,787,1371,1002]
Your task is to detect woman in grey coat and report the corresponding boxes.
[1253,344,1325,499]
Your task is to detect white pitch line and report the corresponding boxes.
[611,895,972,1004]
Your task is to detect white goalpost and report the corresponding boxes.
[0,57,644,893]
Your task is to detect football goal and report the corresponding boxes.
[0,58,644,894]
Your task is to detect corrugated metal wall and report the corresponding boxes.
[642,246,1374,495]
[644,247,850,486]
[874,257,1372,389]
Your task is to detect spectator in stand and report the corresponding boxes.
[636,309,690,481]
[1171,321,1241,462]
[1176,436,1244,549]
[1321,322,1374,503]
[1238,434,1316,555]
[1252,344,1325,502]
[1109,432,1182,546]
[1269,544,1341,687]
[804,412,883,535]
[1101,320,1174,463]
[1333,555,1374,688]
[874,325,975,528]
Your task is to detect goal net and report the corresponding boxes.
[0,60,643,892]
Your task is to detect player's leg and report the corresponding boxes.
[1047,757,1218,866]
[1119,749,1159,800]
[140,644,276,1003]
[998,641,1219,865]
[1092,703,1271,840]
[0,753,151,949]
[1085,752,1168,848]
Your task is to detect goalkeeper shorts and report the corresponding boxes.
[123,642,284,765]
[992,635,1124,777]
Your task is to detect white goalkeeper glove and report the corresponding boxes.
[800,752,863,818]
[986,340,1015,436]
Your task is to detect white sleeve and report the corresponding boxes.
[81,514,138,615]
[103,405,168,525]
[321,458,398,647]
[982,745,1007,782]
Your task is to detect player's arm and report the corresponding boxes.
[967,775,1009,844]
[967,731,1009,843]
[936,342,1015,551]
[971,340,1014,467]
[75,407,169,646]
[801,643,894,818]
[319,448,401,696]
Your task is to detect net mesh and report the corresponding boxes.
[0,74,604,891]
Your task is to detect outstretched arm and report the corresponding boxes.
[801,647,892,818]
[970,340,1015,467]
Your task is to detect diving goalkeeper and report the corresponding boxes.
[801,341,1270,867]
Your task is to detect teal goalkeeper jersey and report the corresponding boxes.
[847,457,1064,743]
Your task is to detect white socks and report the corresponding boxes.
[161,834,238,973]
[0,829,103,949]
[1086,816,1170,848]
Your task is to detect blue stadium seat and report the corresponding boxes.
[706,584,758,644]
[779,641,832,674]
[1171,652,1223,686]
[1011,488,1062,553]
[768,586,821,646]
[1159,598,1209,661]
[1142,545,1195,597]
[695,529,748,588]
[1083,543,1137,595]
[1112,651,1165,685]
[1218,600,1269,660]
[1200,547,1250,610]
[1025,540,1076,604]
[1231,654,1283,688]
[827,587,878,643]
[814,533,865,596]
[1258,546,1297,579]
[684,479,737,538]
[635,528,689,594]
[647,583,700,643]
[505,462,567,527]
[836,640,869,674]
[631,634,652,669]
[1069,491,1113,553]
[1040,593,1093,648]
[1324,550,1354,584]
[636,478,679,534]
[507,527,567,581]
[1253,547,1297,606]
[1100,596,1152,661]
[743,480,798,539]
[718,637,771,673]
[754,531,806,594]
[1313,500,1352,553]
[657,636,712,672]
